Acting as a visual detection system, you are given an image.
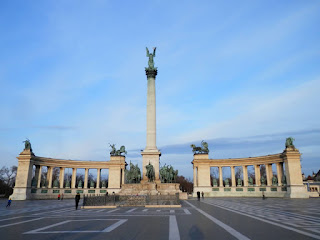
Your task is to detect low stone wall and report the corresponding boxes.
[194,186,287,198]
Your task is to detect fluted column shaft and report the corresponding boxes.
[243,165,248,187]
[231,166,236,187]
[276,163,283,186]
[71,168,77,188]
[219,167,223,187]
[254,165,261,186]
[36,166,42,188]
[59,167,65,188]
[48,167,53,188]
[96,169,101,188]
[84,168,89,189]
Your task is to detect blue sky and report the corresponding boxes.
[0,1,319,179]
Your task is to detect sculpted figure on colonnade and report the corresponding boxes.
[109,144,127,156]
[248,177,253,186]
[261,176,266,185]
[23,138,32,151]
[285,137,295,149]
[190,140,209,154]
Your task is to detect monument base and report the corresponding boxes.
[119,182,180,196]
[285,185,309,198]
[9,187,31,200]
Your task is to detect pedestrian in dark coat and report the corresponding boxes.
[201,191,204,199]
[197,191,200,201]
[75,193,80,210]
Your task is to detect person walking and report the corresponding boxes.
[6,198,12,208]
[58,194,60,200]
[75,193,80,210]
[197,191,200,201]
[201,191,204,199]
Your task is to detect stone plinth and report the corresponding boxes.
[141,150,161,181]
[119,182,180,196]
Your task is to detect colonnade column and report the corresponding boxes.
[96,169,101,188]
[84,168,89,189]
[34,165,40,188]
[254,165,260,186]
[37,166,42,188]
[193,167,197,187]
[266,164,272,186]
[59,167,65,188]
[122,168,125,185]
[48,167,53,188]
[276,163,283,186]
[231,166,236,187]
[71,168,77,188]
[219,167,223,187]
[243,165,248,187]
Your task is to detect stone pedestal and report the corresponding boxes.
[283,147,309,198]
[141,150,161,181]
[10,150,34,200]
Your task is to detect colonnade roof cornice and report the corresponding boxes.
[31,156,126,169]
[193,153,284,167]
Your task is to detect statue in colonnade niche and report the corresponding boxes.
[237,178,242,186]
[65,180,70,188]
[145,162,155,182]
[212,178,217,186]
[261,176,266,185]
[285,137,295,149]
[272,176,278,185]
[23,138,32,151]
[190,140,209,154]
[78,180,83,188]
[101,180,107,188]
[248,177,253,186]
[109,144,127,156]
[41,179,47,188]
[282,175,287,185]
[31,177,37,187]
[90,180,95,188]
[53,179,59,188]
[224,178,229,186]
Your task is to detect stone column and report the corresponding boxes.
[96,169,101,188]
[84,168,89,189]
[37,166,42,188]
[219,167,223,187]
[34,165,40,188]
[59,167,65,188]
[48,167,53,188]
[71,168,77,189]
[243,165,248,187]
[121,168,125,185]
[231,166,236,187]
[193,167,197,187]
[141,68,161,181]
[266,164,271,186]
[254,165,260,186]
[276,163,283,186]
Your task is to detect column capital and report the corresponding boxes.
[145,68,157,78]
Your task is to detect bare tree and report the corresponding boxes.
[0,166,17,187]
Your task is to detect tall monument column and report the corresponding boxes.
[141,47,161,181]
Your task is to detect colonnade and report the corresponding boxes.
[10,150,127,200]
[193,147,309,198]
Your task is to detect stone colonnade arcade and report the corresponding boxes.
[10,149,126,200]
[193,146,309,198]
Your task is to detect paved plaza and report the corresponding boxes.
[0,198,319,240]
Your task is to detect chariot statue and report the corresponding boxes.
[285,137,295,149]
[109,144,127,156]
[190,140,209,154]
[23,138,32,151]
